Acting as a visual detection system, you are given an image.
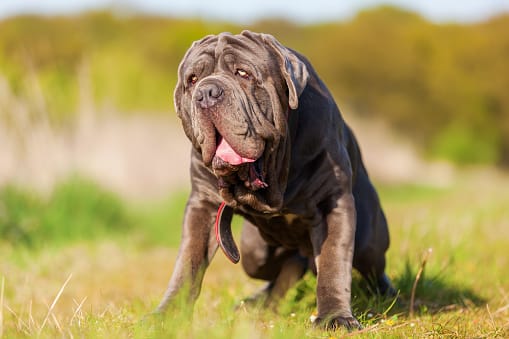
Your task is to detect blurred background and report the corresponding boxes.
[1,0,509,246]
[2,3,509,337]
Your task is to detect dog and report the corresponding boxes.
[156,30,394,330]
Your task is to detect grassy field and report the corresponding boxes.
[1,171,509,338]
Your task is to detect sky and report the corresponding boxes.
[0,0,509,23]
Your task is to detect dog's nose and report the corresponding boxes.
[196,83,224,109]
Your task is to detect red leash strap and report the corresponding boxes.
[214,201,226,245]
[214,202,240,264]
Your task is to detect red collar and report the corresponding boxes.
[214,202,240,263]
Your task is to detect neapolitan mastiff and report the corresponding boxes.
[156,30,395,330]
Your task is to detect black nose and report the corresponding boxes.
[195,83,224,109]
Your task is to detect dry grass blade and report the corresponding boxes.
[410,248,433,318]
[343,323,380,337]
[70,297,88,327]
[39,273,73,334]
[486,304,498,332]
[0,276,4,338]
[51,313,62,333]
[28,300,36,331]
[494,303,509,315]
[3,303,29,335]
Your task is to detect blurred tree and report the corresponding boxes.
[0,7,508,166]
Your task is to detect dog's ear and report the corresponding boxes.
[174,35,215,117]
[173,44,194,142]
[174,35,217,143]
[259,33,309,110]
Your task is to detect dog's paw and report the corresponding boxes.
[313,315,362,331]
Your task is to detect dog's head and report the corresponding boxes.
[174,30,309,210]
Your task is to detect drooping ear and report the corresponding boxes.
[174,35,217,142]
[173,42,195,141]
[174,35,215,118]
[261,33,309,109]
[173,57,185,118]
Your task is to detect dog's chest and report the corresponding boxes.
[249,213,314,255]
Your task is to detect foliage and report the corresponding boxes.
[0,178,247,250]
[131,190,188,248]
[1,173,509,337]
[0,176,133,247]
[0,7,509,165]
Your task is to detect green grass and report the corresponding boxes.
[1,173,509,337]
[0,176,132,248]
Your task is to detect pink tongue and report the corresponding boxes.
[216,138,256,165]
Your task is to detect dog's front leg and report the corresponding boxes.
[310,192,362,331]
[155,196,218,313]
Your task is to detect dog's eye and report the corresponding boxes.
[188,74,198,86]
[235,69,250,79]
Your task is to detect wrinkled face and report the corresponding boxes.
[174,31,308,206]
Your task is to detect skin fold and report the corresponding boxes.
[157,30,395,331]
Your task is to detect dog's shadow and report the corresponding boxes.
[279,258,485,321]
[383,260,485,316]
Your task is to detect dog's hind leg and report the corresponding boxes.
[352,172,396,296]
[239,220,307,308]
